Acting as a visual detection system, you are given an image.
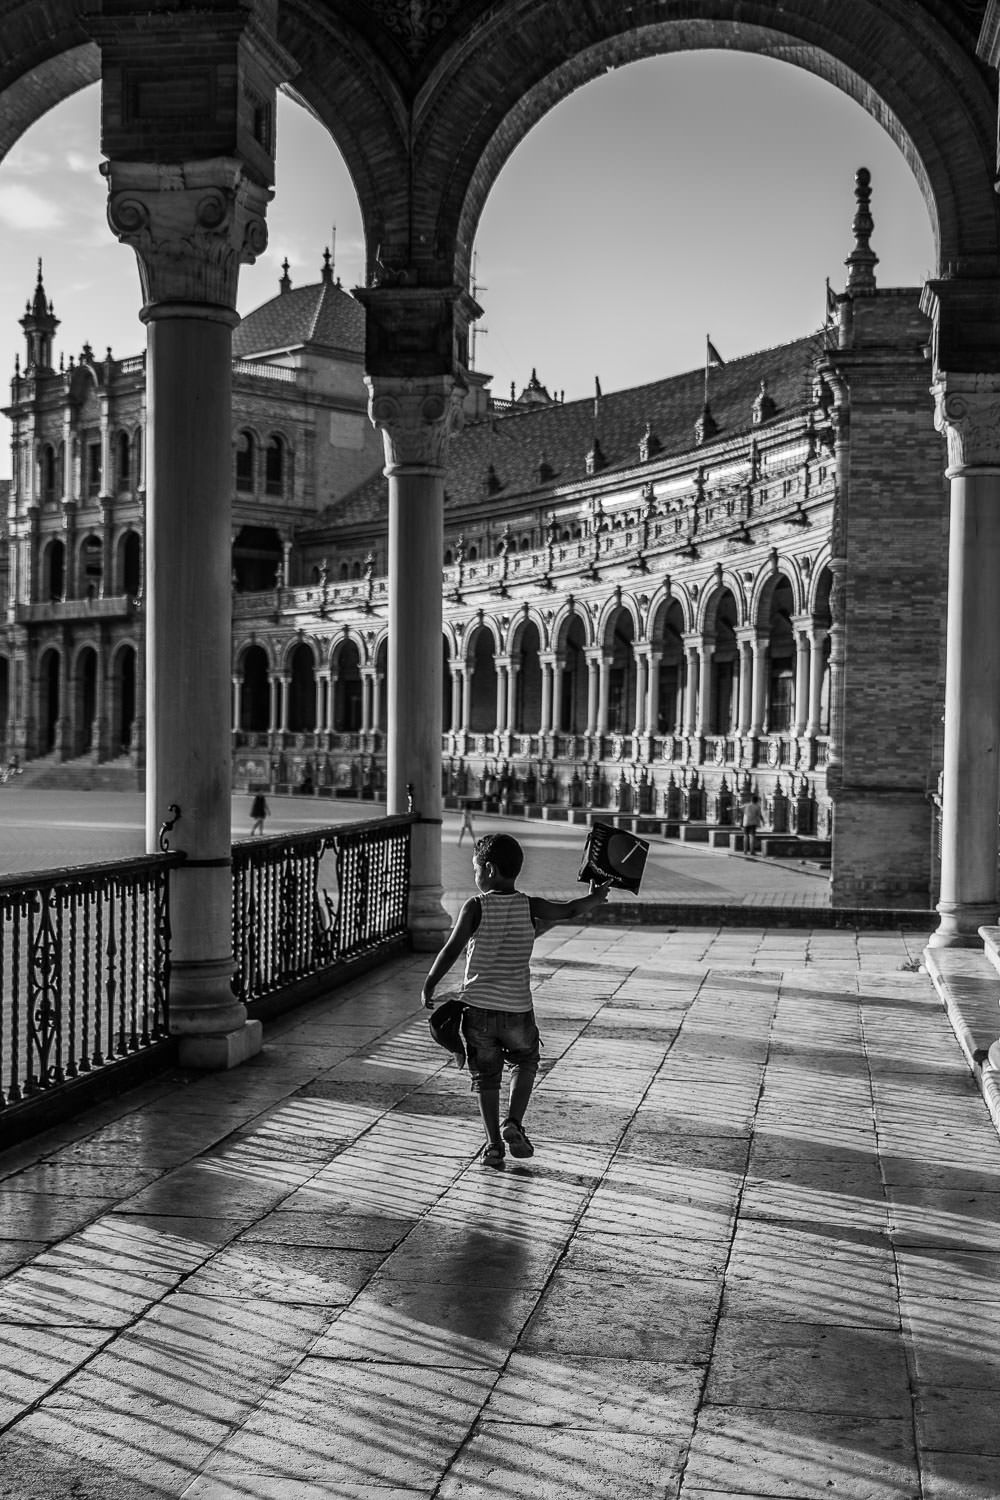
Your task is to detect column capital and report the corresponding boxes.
[931,374,1000,475]
[101,157,272,313]
[365,374,465,476]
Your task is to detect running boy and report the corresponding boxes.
[421,832,609,1170]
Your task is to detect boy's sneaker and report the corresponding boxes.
[479,1143,505,1170]
[501,1118,534,1158]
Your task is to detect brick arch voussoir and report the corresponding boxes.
[278,6,413,280]
[698,572,745,636]
[0,0,97,161]
[464,615,503,663]
[416,0,998,287]
[596,594,641,652]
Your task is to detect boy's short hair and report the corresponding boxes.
[475,832,524,878]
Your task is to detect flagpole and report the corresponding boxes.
[704,335,710,406]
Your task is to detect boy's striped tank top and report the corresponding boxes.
[461,890,534,1012]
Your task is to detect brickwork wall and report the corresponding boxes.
[831,311,949,906]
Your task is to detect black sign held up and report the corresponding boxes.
[578,821,650,894]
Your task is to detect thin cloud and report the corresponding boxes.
[65,149,98,175]
[0,183,62,230]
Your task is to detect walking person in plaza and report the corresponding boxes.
[457,797,476,846]
[249,791,269,836]
[421,831,609,1169]
[742,790,763,856]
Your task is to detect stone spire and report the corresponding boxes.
[279,257,292,293]
[321,246,334,284]
[845,166,879,294]
[19,258,59,373]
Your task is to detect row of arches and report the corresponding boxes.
[235,429,290,501]
[37,529,142,603]
[233,566,833,741]
[1,643,138,760]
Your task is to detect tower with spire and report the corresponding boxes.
[19,259,59,374]
[845,166,879,293]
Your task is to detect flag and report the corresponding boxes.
[593,375,602,423]
[707,337,725,370]
[825,279,838,321]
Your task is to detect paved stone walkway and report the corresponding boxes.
[2,919,999,1498]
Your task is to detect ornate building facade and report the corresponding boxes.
[3,176,949,910]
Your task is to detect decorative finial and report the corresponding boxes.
[36,257,43,284]
[279,257,291,293]
[321,247,333,284]
[845,166,878,293]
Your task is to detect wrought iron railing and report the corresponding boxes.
[231,813,414,1007]
[0,853,181,1117]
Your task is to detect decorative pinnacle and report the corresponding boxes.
[321,246,333,284]
[845,166,878,293]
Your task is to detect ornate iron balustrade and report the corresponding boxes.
[231,813,414,1007]
[0,853,181,1116]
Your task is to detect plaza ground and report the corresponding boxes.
[1,789,998,1494]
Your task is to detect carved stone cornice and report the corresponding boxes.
[366,375,465,475]
[931,375,1000,474]
[100,157,272,312]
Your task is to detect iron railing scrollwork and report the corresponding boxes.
[230,813,414,1006]
[0,853,182,1114]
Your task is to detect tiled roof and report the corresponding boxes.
[233,278,365,358]
[317,333,824,532]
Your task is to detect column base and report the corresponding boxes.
[177,1019,263,1070]
[928,900,998,948]
[408,883,451,952]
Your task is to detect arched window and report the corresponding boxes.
[235,430,256,493]
[41,444,56,503]
[265,435,284,496]
[81,535,103,599]
[46,540,65,602]
[120,531,142,597]
[117,430,131,490]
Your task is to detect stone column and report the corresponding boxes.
[646,651,661,737]
[633,650,649,739]
[596,654,611,735]
[929,377,1000,945]
[539,655,554,735]
[231,675,242,735]
[103,155,272,1067]
[750,634,769,735]
[267,673,280,736]
[278,674,290,733]
[494,659,508,735]
[737,634,754,734]
[683,644,699,735]
[459,664,471,735]
[697,643,714,736]
[366,372,466,950]
[584,652,600,736]
[806,629,826,736]
[551,660,565,734]
[793,626,811,736]
[506,659,520,735]
[317,671,329,735]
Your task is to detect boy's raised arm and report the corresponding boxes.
[529,883,610,931]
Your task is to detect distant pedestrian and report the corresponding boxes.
[742,791,763,856]
[457,798,476,846]
[250,792,269,836]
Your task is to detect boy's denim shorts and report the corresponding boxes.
[462,1006,540,1093]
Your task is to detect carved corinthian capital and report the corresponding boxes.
[366,375,466,474]
[931,375,1000,475]
[100,157,272,311]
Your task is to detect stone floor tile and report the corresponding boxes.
[0,1322,114,1427]
[114,1154,317,1221]
[182,1241,383,1304]
[682,1406,919,1498]
[438,1425,684,1499]
[314,1279,539,1366]
[887,1187,1000,1252]
[580,1157,741,1240]
[239,1208,417,1251]
[485,1352,702,1432]
[519,1269,720,1361]
[895,1246,1000,1302]
[187,1360,496,1494]
[914,1385,1000,1454]
[724,1222,899,1328]
[564,1225,730,1280]
[705,1318,911,1415]
[902,1298,1000,1388]
[920,1451,1000,1498]
[376,1220,562,1286]
[0,1190,120,1241]
[738,1170,889,1233]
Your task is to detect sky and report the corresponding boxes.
[0,49,936,476]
